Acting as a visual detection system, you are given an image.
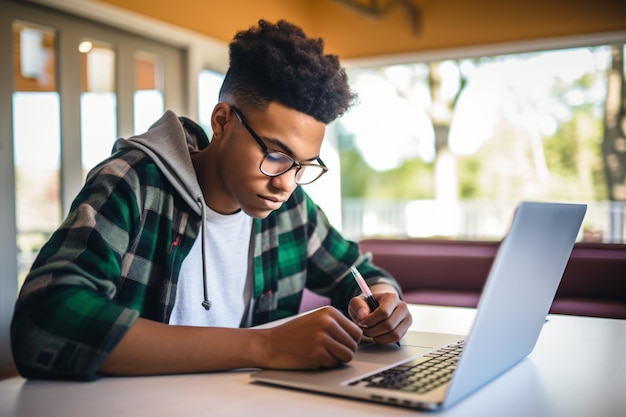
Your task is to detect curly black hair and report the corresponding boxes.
[218,19,357,124]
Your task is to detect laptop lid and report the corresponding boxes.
[251,201,587,410]
[443,201,586,407]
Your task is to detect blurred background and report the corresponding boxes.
[1,0,625,369]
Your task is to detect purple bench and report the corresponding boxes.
[358,239,626,319]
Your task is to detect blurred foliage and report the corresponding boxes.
[339,46,615,204]
[542,106,607,200]
[338,130,435,199]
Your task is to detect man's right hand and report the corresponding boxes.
[100,306,362,376]
[258,306,362,369]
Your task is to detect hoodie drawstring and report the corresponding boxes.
[198,195,211,311]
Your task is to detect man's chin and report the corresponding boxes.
[242,207,275,219]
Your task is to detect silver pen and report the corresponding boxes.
[350,266,380,312]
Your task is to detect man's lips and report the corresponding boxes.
[259,195,285,209]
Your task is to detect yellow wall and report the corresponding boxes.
[93,0,626,59]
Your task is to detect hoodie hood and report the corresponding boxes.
[114,110,210,217]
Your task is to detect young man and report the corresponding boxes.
[11,20,412,380]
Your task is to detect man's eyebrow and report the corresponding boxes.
[264,137,294,154]
[264,136,319,162]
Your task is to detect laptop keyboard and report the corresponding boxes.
[347,340,465,394]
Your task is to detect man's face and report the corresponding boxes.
[215,101,326,218]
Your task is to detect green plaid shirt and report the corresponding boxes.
[11,146,399,380]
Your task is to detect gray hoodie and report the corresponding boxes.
[115,110,215,310]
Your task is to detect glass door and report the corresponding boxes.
[1,0,185,287]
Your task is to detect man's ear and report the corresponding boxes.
[210,102,232,139]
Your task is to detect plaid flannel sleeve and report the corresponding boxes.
[11,155,146,380]
[292,188,401,314]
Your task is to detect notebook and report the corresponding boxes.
[251,201,587,410]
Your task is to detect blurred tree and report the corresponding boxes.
[602,45,626,201]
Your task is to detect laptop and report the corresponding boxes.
[251,201,587,410]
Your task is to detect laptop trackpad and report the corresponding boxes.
[354,331,464,365]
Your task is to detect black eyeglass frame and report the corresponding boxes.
[230,105,329,185]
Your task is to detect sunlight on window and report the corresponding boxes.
[81,93,116,173]
[134,52,164,134]
[198,69,225,136]
[13,92,61,284]
[340,70,435,170]
[134,90,164,134]
[80,41,117,177]
[339,45,624,243]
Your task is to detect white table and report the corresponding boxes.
[1,304,625,417]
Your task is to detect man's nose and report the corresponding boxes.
[270,168,298,192]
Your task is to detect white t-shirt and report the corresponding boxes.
[169,206,253,328]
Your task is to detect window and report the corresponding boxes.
[338,44,626,243]
[12,21,61,285]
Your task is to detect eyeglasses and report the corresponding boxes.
[230,106,328,185]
